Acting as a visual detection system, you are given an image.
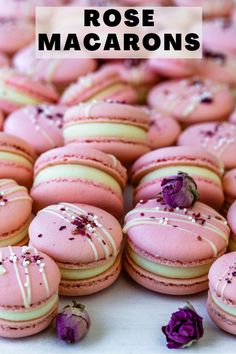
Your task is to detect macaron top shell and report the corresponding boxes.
[227,200,236,234]
[223,169,236,198]
[34,146,127,188]
[209,252,236,304]
[0,179,32,235]
[0,246,60,307]
[130,146,223,183]
[29,203,123,264]
[0,68,59,103]
[4,104,66,154]
[64,101,150,129]
[124,198,229,264]
[60,67,136,106]
[178,122,236,169]
[0,132,36,163]
[148,77,234,124]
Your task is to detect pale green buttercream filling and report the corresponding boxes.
[0,152,32,169]
[34,164,121,194]
[0,84,42,106]
[60,258,115,280]
[141,166,221,185]
[0,219,30,247]
[212,294,236,316]
[0,294,58,321]
[63,123,146,141]
[128,247,211,279]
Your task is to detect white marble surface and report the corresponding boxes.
[1,272,235,354]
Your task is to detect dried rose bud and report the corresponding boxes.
[56,302,90,344]
[162,302,204,349]
[161,172,199,208]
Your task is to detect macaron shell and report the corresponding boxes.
[0,179,32,235]
[227,201,236,234]
[4,104,65,154]
[31,178,124,218]
[148,111,181,149]
[29,203,123,264]
[178,122,236,169]
[148,78,234,124]
[125,253,208,295]
[148,59,196,78]
[0,303,58,338]
[59,253,121,296]
[0,247,60,307]
[174,0,234,18]
[223,169,236,198]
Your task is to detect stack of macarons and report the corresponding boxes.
[0,0,236,342]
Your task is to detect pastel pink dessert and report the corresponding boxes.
[13,44,98,91]
[0,246,60,338]
[31,146,127,218]
[103,60,159,103]
[0,18,34,55]
[178,122,236,170]
[207,252,236,335]
[0,68,59,114]
[148,77,235,125]
[4,104,66,155]
[196,51,236,87]
[124,198,229,295]
[130,146,225,210]
[203,19,236,57]
[63,101,150,164]
[174,0,234,18]
[0,52,9,68]
[229,108,236,124]
[227,201,236,251]
[0,179,32,246]
[148,110,181,150]
[60,67,138,106]
[0,132,36,188]
[29,203,123,296]
[148,59,196,78]
[223,169,236,206]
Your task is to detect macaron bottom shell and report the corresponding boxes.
[0,295,58,338]
[59,254,121,296]
[207,292,236,335]
[0,217,32,247]
[125,252,209,295]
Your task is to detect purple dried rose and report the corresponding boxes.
[161,172,199,208]
[162,302,204,349]
[56,302,90,344]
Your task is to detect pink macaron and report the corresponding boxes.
[147,110,181,150]
[0,132,36,188]
[31,146,127,218]
[60,67,138,106]
[0,18,34,55]
[223,168,236,205]
[196,51,236,87]
[63,101,150,164]
[148,77,235,126]
[0,179,32,246]
[203,19,236,57]
[130,146,225,210]
[178,122,236,170]
[124,198,229,295]
[229,107,236,124]
[13,44,98,91]
[4,104,66,155]
[174,0,234,18]
[0,68,59,114]
[148,59,197,79]
[0,246,60,338]
[207,252,236,335]
[29,202,123,296]
[227,201,236,251]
